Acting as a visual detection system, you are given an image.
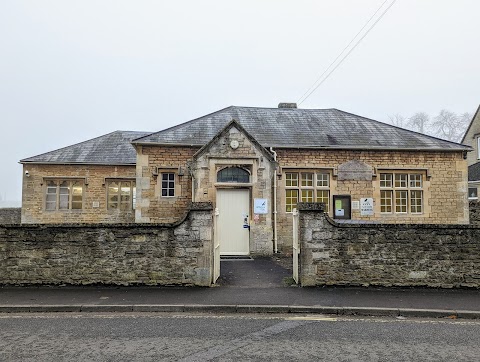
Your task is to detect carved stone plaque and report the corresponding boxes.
[337,160,373,181]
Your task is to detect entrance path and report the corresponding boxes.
[217,256,292,288]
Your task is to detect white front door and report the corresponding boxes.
[217,189,250,255]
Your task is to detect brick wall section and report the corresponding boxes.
[136,145,199,223]
[0,208,21,224]
[22,164,137,223]
[0,203,213,286]
[470,201,480,226]
[298,203,480,288]
[276,149,468,252]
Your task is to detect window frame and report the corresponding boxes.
[380,190,393,213]
[285,171,330,213]
[106,179,136,210]
[477,137,480,160]
[161,172,176,198]
[44,179,84,211]
[379,172,424,215]
[468,187,478,200]
[216,167,250,183]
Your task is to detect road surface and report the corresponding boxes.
[1,313,479,361]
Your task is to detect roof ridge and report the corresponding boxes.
[232,105,336,111]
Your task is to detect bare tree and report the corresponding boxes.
[459,112,474,142]
[388,113,407,128]
[407,112,430,134]
[386,110,472,142]
[431,109,470,142]
[460,112,473,127]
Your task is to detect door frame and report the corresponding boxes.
[215,186,251,256]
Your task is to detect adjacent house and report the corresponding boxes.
[20,104,471,255]
[460,105,480,200]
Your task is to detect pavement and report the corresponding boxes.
[1,257,479,319]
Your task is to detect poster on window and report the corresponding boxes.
[254,198,268,214]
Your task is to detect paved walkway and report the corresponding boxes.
[1,257,479,318]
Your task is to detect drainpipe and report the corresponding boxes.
[270,147,278,253]
[189,162,195,202]
[191,176,195,202]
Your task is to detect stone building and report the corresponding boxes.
[460,105,480,200]
[20,131,149,224]
[20,104,471,255]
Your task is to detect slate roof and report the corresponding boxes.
[20,106,472,165]
[469,162,480,182]
[132,106,470,151]
[20,131,150,165]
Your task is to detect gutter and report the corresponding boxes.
[18,162,137,166]
[129,142,472,152]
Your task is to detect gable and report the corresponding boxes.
[461,105,480,144]
[460,106,480,166]
[193,119,274,162]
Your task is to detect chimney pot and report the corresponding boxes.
[278,103,297,109]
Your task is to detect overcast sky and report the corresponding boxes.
[1,0,479,204]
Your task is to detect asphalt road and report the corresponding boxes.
[1,313,479,361]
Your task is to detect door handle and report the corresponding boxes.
[243,214,249,229]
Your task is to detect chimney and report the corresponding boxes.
[278,102,297,109]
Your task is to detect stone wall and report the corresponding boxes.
[298,203,480,288]
[470,201,480,226]
[0,203,213,286]
[0,208,21,224]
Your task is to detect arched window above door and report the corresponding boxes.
[217,167,250,183]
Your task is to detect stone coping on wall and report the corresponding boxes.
[2,202,213,229]
[189,202,214,211]
[297,202,326,212]
[298,202,480,230]
[325,215,480,230]
[0,207,21,224]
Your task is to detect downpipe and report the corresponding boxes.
[270,147,278,253]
